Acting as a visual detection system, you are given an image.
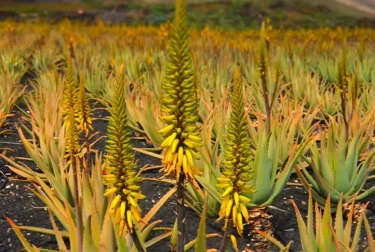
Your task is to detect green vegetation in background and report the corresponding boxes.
[1,0,374,30]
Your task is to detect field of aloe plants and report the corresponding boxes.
[1,0,375,251]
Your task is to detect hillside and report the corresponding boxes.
[335,0,375,15]
[1,0,375,29]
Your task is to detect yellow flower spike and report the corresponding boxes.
[77,70,93,136]
[127,195,138,208]
[236,212,243,235]
[158,124,175,136]
[65,109,81,158]
[232,205,238,226]
[103,177,118,184]
[159,0,201,185]
[158,0,202,249]
[110,195,122,210]
[177,147,184,166]
[160,137,172,148]
[172,152,178,165]
[221,186,233,198]
[126,210,133,231]
[119,219,125,237]
[103,64,144,236]
[115,207,122,225]
[171,139,180,153]
[187,134,201,143]
[216,68,255,236]
[62,52,80,122]
[103,187,118,197]
[127,185,141,190]
[184,149,195,167]
[182,154,188,174]
[216,183,231,189]
[239,203,250,223]
[160,115,176,123]
[234,192,240,208]
[162,132,177,148]
[217,177,231,183]
[131,206,142,222]
[225,199,233,217]
[188,149,201,160]
[129,192,146,200]
[120,201,126,220]
[239,195,251,204]
[216,212,226,223]
[230,235,239,252]
[163,149,173,163]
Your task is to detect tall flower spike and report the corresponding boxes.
[216,68,255,237]
[77,71,93,136]
[256,22,271,134]
[158,0,202,184]
[64,108,81,159]
[103,64,144,237]
[336,51,350,140]
[62,52,79,121]
[336,52,349,93]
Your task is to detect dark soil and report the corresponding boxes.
[1,102,375,252]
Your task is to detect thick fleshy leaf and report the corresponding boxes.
[292,201,315,251]
[195,176,221,204]
[6,217,35,252]
[141,220,164,239]
[83,217,96,252]
[306,190,317,249]
[184,234,220,252]
[144,231,172,249]
[253,135,311,207]
[318,136,335,186]
[64,200,77,252]
[100,210,115,252]
[256,229,293,251]
[140,187,176,230]
[194,197,207,252]
[321,195,334,250]
[26,185,68,231]
[251,131,272,203]
[45,209,69,252]
[362,210,375,251]
[309,162,341,205]
[334,195,344,249]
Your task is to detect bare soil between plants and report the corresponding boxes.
[1,101,375,252]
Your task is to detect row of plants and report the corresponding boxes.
[1,0,375,251]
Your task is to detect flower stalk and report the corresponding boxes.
[158,0,202,250]
[216,68,255,252]
[336,51,350,141]
[65,109,83,252]
[62,52,83,252]
[102,64,145,251]
[257,23,271,134]
[77,70,93,172]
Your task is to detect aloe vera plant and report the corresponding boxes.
[296,117,375,208]
[0,62,26,130]
[258,190,375,252]
[5,151,177,252]
[3,63,174,252]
